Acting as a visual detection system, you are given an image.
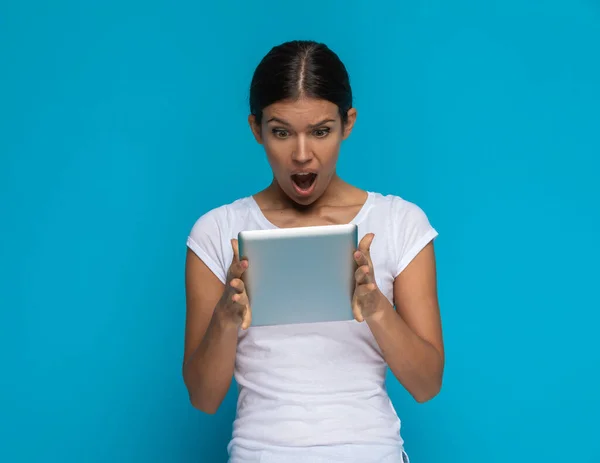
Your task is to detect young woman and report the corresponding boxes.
[183,40,444,463]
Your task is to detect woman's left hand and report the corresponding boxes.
[352,233,385,322]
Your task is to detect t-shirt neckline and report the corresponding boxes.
[248,191,374,230]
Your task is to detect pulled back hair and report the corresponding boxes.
[249,40,353,125]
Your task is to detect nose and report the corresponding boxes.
[291,135,313,164]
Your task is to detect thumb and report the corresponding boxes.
[228,238,248,280]
[358,233,375,254]
[231,238,240,262]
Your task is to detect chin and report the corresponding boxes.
[287,190,319,207]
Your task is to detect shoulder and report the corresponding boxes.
[189,196,253,237]
[368,191,433,228]
[367,192,438,276]
[186,196,254,283]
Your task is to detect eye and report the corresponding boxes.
[272,128,289,139]
[312,127,331,138]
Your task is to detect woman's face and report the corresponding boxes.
[249,97,356,206]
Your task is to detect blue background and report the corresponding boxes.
[1,1,599,462]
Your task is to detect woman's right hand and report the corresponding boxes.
[215,239,252,330]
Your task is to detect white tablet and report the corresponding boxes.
[238,223,358,327]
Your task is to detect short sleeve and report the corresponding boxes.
[186,207,229,284]
[392,198,439,277]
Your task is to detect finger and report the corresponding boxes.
[228,260,248,280]
[354,264,373,285]
[353,250,370,268]
[241,304,252,330]
[231,290,248,305]
[228,239,248,280]
[352,304,364,323]
[229,278,246,294]
[355,282,377,297]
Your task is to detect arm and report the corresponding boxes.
[182,241,251,414]
[369,242,444,402]
[354,238,444,403]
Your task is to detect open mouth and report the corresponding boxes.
[291,172,317,195]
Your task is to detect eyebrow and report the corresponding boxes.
[266,117,336,128]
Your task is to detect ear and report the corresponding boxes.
[342,108,357,140]
[248,114,263,144]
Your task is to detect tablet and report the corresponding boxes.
[238,223,358,327]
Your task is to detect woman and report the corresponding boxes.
[183,40,444,462]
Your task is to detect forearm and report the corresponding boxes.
[183,309,239,413]
[367,295,444,403]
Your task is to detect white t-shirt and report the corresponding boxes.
[187,191,438,463]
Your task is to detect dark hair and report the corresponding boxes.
[249,40,353,125]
